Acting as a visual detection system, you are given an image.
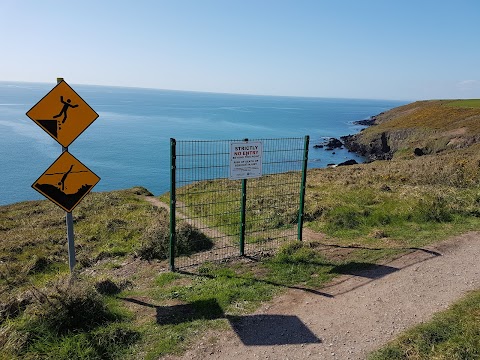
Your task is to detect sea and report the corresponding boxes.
[0,81,407,206]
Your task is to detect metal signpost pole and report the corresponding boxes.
[64,146,76,273]
[56,78,76,272]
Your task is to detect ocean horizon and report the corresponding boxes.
[0,81,407,206]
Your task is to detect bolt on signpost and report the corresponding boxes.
[27,78,100,273]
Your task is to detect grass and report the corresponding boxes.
[0,187,157,292]
[305,176,480,248]
[0,275,139,360]
[173,172,301,239]
[446,99,480,108]
[369,289,480,360]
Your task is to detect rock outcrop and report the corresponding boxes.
[341,132,392,161]
[325,138,343,150]
[337,159,358,166]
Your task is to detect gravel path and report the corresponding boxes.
[162,231,480,360]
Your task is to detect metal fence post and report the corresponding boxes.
[169,138,177,271]
[298,135,309,241]
[239,138,249,256]
[240,178,247,256]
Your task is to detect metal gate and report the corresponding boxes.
[169,137,309,270]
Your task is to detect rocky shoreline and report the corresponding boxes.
[313,99,480,167]
[341,131,393,161]
[312,113,392,166]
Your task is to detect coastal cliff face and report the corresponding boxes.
[341,131,393,161]
[342,100,480,162]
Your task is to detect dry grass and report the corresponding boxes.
[309,143,480,189]
[0,187,161,297]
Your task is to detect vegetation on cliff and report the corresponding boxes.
[342,99,480,161]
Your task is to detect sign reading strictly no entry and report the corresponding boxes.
[32,151,100,212]
[26,80,99,148]
[229,140,263,180]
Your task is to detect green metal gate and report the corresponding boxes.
[169,136,309,270]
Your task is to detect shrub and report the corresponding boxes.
[0,293,32,324]
[27,277,118,335]
[137,221,213,260]
[412,196,453,223]
[136,219,169,260]
[95,278,121,295]
[0,276,134,359]
[176,222,214,255]
[325,206,363,231]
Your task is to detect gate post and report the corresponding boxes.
[240,178,247,256]
[169,138,177,271]
[298,135,309,241]
[239,138,249,256]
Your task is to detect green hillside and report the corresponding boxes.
[342,99,480,160]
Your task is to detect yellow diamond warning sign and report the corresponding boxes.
[32,152,100,212]
[26,80,99,148]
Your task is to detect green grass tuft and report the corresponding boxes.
[0,276,138,360]
[369,290,480,360]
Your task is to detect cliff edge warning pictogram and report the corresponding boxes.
[32,152,100,212]
[26,80,99,148]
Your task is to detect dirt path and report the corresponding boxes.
[162,231,480,360]
[144,196,234,241]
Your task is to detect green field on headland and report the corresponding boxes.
[446,99,480,108]
[1,99,480,359]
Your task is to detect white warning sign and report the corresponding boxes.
[229,141,263,180]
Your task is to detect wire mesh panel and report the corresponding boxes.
[244,138,305,256]
[171,137,307,269]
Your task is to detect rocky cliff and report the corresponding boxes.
[341,100,480,162]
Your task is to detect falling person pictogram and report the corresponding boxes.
[33,161,96,213]
[58,164,74,191]
[40,165,89,194]
[53,96,78,123]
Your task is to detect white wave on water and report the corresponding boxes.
[0,119,58,157]
[0,119,50,141]
[217,106,252,112]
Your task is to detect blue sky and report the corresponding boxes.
[1,0,479,100]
